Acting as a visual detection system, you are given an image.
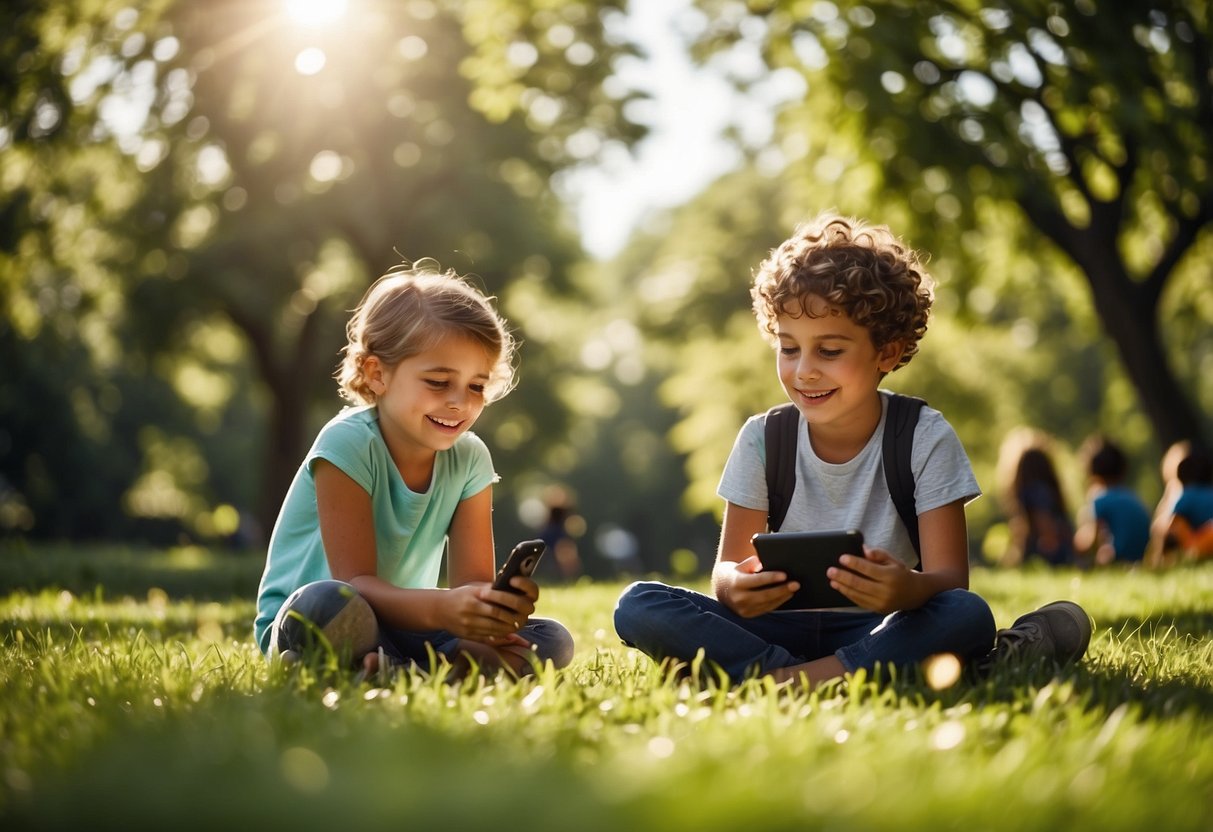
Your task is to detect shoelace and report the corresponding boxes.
[994,621,1044,657]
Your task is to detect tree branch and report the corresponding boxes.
[1145,192,1213,308]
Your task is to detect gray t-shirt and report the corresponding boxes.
[717,391,980,568]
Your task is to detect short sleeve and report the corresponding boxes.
[717,415,769,510]
[455,430,499,500]
[306,410,379,494]
[911,408,981,514]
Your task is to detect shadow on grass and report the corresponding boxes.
[0,689,638,832]
[647,647,1213,721]
[0,617,252,644]
[0,543,264,602]
[1076,663,1213,714]
[898,658,1213,718]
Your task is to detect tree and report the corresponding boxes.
[136,0,647,536]
[1,0,644,540]
[0,0,196,540]
[691,0,1212,451]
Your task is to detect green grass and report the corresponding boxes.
[1,547,1210,830]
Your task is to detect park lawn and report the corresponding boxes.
[0,547,1210,831]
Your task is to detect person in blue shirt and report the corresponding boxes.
[254,262,573,680]
[1149,441,1213,565]
[1074,436,1152,565]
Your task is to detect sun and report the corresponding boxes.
[284,0,349,29]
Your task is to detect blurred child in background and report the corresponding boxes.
[996,428,1075,567]
[1148,441,1213,566]
[1073,435,1151,566]
[537,487,584,582]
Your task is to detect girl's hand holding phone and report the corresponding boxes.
[435,540,544,644]
[438,583,533,644]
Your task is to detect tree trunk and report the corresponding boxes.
[223,298,319,545]
[256,298,338,542]
[1066,223,1205,450]
[257,380,307,544]
[1085,265,1205,449]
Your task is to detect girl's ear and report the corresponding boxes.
[362,355,386,397]
[877,341,905,373]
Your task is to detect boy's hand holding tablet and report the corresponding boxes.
[751,530,866,611]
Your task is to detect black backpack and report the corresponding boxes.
[763,393,926,560]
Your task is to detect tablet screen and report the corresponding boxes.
[751,530,865,611]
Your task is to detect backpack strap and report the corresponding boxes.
[883,393,926,563]
[764,394,925,560]
[763,403,800,532]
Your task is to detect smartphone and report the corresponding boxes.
[750,530,865,611]
[491,539,546,594]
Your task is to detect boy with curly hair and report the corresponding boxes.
[614,214,1090,687]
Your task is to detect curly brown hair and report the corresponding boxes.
[336,260,516,406]
[751,213,933,371]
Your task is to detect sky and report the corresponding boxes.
[558,0,794,260]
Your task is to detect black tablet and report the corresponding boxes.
[750,530,865,611]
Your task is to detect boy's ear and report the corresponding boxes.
[877,341,905,372]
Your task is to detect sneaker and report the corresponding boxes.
[977,600,1093,672]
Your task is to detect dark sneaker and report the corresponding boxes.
[976,600,1092,673]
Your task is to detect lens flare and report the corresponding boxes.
[284,0,349,29]
[924,652,962,690]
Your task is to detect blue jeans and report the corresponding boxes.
[613,581,995,683]
[375,618,575,670]
[268,579,575,670]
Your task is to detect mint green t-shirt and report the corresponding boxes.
[253,406,498,652]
